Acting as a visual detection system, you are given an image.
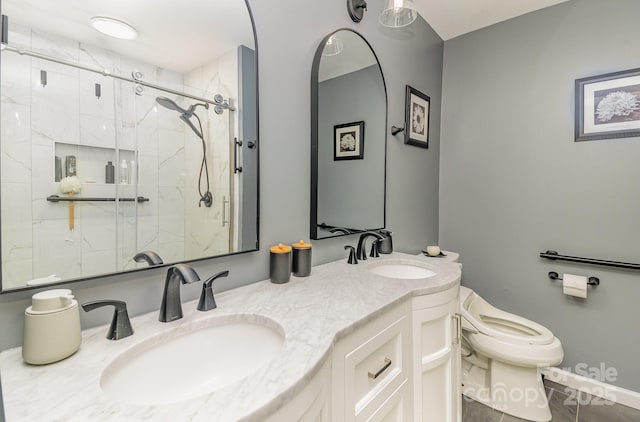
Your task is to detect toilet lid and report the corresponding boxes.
[460,287,555,346]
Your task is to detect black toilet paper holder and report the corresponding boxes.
[548,271,600,286]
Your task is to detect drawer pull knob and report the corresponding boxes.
[368,358,392,380]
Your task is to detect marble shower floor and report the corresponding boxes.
[462,379,640,422]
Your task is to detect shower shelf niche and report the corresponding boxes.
[54,142,135,185]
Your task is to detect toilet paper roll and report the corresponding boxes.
[563,273,588,298]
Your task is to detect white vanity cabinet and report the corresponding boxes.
[0,254,462,422]
[265,358,332,422]
[412,287,461,422]
[332,302,412,422]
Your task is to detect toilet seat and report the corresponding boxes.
[459,286,554,346]
[465,329,563,367]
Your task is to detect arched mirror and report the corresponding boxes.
[310,29,387,239]
[0,0,258,292]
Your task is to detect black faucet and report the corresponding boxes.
[81,300,134,340]
[197,270,229,311]
[133,251,164,266]
[356,231,386,261]
[159,264,200,322]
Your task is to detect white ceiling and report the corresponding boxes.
[3,0,254,74]
[4,0,570,74]
[414,0,571,40]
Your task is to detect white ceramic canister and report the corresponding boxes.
[22,289,82,365]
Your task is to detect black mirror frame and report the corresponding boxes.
[0,0,260,294]
[310,28,388,240]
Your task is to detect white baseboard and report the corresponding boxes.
[542,367,640,410]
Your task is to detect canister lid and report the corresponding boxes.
[292,240,312,249]
[270,243,292,254]
[28,289,75,314]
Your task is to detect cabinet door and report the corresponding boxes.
[266,359,331,422]
[367,379,411,422]
[413,297,460,422]
[333,303,410,422]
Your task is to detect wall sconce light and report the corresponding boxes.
[379,0,418,28]
[348,0,418,28]
[95,83,101,99]
[347,0,368,23]
[40,70,47,87]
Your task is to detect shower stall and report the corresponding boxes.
[0,20,248,287]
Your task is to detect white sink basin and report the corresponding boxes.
[368,260,436,280]
[100,315,284,405]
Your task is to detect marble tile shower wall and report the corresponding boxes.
[183,50,237,258]
[0,23,234,288]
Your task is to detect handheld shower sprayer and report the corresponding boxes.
[156,96,213,208]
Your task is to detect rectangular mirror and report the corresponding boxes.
[0,0,258,291]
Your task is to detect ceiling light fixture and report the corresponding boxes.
[90,17,138,40]
[379,0,418,28]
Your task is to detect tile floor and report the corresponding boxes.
[462,379,640,422]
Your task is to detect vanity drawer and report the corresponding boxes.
[334,303,410,422]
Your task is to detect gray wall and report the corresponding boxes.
[318,65,386,233]
[440,0,640,391]
[0,0,443,352]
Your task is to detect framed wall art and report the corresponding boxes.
[575,68,640,142]
[404,85,430,148]
[334,121,364,160]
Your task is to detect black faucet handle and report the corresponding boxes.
[82,300,134,340]
[344,245,358,265]
[203,270,229,288]
[370,241,380,258]
[198,270,229,311]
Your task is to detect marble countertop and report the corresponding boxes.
[0,252,460,422]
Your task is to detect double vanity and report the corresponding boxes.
[0,0,462,420]
[0,253,461,421]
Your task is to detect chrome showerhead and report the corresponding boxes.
[156,96,189,115]
[155,96,212,208]
[156,96,210,119]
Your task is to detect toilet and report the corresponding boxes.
[459,286,564,422]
